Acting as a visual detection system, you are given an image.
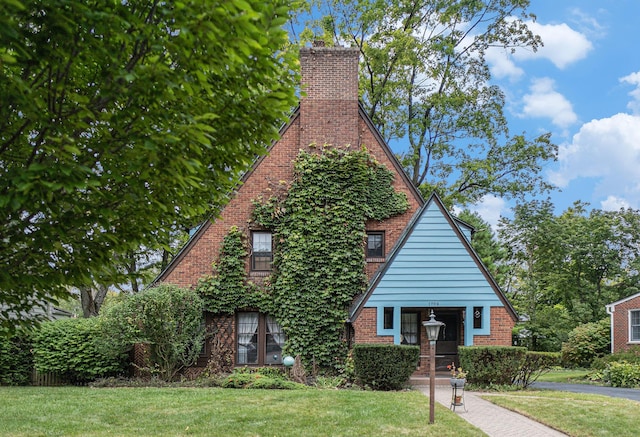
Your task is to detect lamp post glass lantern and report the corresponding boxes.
[424,311,445,342]
[422,310,445,424]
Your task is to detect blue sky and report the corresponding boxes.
[466,0,640,226]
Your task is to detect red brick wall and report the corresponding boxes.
[611,295,640,353]
[162,46,421,289]
[300,47,360,149]
[162,115,303,287]
[352,308,393,344]
[473,307,515,346]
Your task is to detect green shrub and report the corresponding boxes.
[592,345,640,370]
[561,319,610,368]
[514,351,561,387]
[222,367,304,389]
[0,330,33,385]
[459,346,527,385]
[32,318,128,383]
[352,344,419,390]
[605,362,640,388]
[101,284,205,382]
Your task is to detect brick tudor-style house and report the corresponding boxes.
[606,292,640,353]
[155,45,517,374]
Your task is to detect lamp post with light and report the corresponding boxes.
[422,310,445,424]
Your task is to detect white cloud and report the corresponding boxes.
[521,78,577,128]
[473,195,506,230]
[453,195,507,232]
[548,113,640,205]
[620,71,640,115]
[513,20,593,69]
[568,8,607,40]
[600,195,630,211]
[485,48,524,81]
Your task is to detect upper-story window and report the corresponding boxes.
[252,231,272,271]
[366,231,385,258]
[631,309,640,342]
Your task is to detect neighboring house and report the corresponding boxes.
[1,301,73,328]
[154,44,517,373]
[606,292,640,353]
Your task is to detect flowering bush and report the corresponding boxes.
[447,362,467,379]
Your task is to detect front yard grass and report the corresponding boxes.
[0,386,483,436]
[483,390,639,436]
[536,368,591,383]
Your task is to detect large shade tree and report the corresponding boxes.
[301,0,557,205]
[0,0,299,329]
[499,201,640,350]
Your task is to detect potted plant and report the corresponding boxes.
[447,361,467,387]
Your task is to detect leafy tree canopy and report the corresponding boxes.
[456,209,508,288]
[499,200,640,350]
[0,0,299,329]
[299,0,557,205]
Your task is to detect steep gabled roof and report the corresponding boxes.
[350,192,518,322]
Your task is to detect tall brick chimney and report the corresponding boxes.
[299,45,360,149]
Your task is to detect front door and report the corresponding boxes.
[435,311,460,370]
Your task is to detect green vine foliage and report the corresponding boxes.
[197,226,269,314]
[253,147,409,370]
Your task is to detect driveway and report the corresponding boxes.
[531,381,640,401]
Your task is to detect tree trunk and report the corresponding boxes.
[79,284,109,317]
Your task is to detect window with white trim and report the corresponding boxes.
[630,310,640,342]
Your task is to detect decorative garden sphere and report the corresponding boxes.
[283,356,295,367]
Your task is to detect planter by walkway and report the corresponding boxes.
[450,378,466,388]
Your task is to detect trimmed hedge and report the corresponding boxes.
[0,330,33,385]
[32,317,128,383]
[459,346,527,385]
[352,344,419,390]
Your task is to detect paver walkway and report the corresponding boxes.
[412,380,567,437]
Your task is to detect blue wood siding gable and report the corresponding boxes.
[353,193,515,346]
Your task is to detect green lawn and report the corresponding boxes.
[536,368,591,383]
[0,387,483,437]
[483,390,640,437]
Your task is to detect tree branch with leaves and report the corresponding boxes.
[300,0,557,206]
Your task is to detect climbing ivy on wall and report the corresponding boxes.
[196,148,409,372]
[253,147,409,370]
[197,226,269,314]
